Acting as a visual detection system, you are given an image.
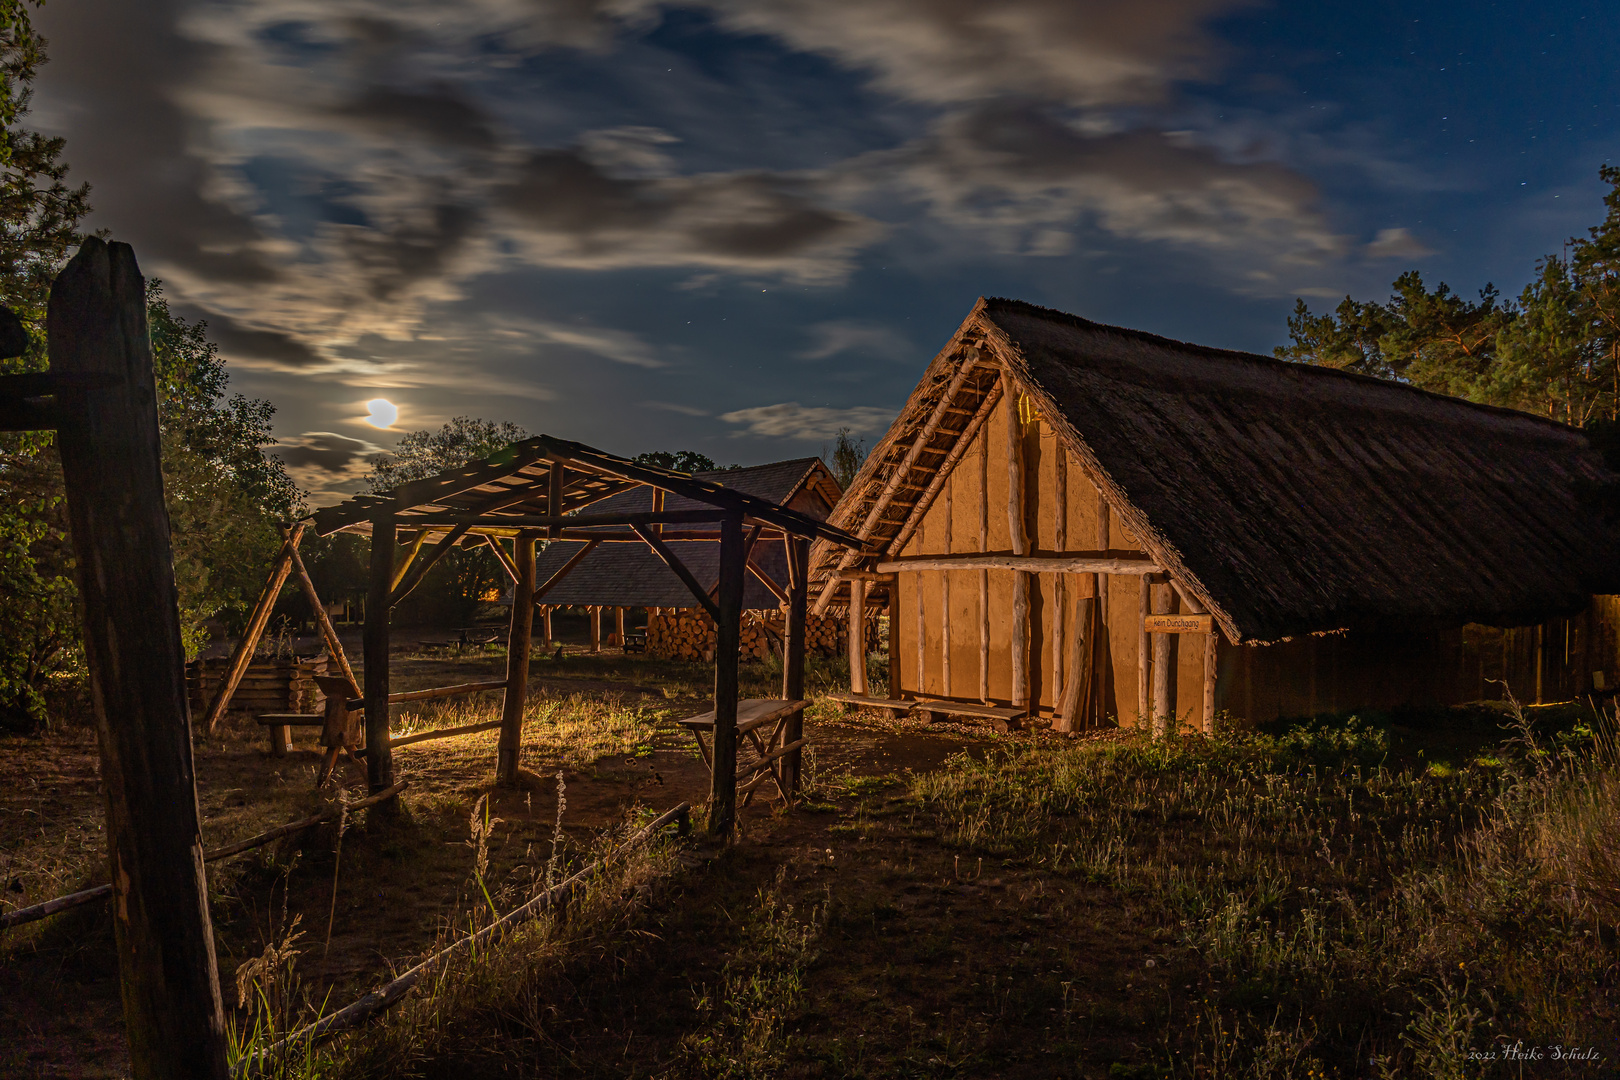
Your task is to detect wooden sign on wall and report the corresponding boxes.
[1144,613,1214,634]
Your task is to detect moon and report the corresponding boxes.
[364,398,398,429]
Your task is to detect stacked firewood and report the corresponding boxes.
[645,609,856,661]
[187,655,328,714]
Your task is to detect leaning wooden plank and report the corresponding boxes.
[383,719,503,751]
[531,538,600,604]
[1,783,407,933]
[204,524,304,733]
[632,525,721,622]
[737,737,810,778]
[286,540,359,696]
[876,555,1162,574]
[346,679,509,711]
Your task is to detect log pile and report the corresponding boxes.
[187,655,328,715]
[645,608,860,662]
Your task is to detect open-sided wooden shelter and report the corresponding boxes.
[212,435,863,835]
[812,297,1620,732]
[530,457,842,654]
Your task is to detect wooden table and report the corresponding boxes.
[678,697,808,805]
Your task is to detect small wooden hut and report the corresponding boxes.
[812,297,1620,731]
[529,457,846,658]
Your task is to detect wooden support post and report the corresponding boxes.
[1151,580,1174,738]
[941,471,953,697]
[287,539,359,696]
[915,571,925,695]
[365,516,396,797]
[615,606,626,648]
[711,513,746,836]
[1006,392,1029,709]
[547,462,565,540]
[848,578,868,695]
[782,537,808,794]
[1137,576,1151,728]
[48,238,229,1079]
[497,534,536,783]
[1203,631,1218,733]
[590,606,602,653]
[540,606,552,644]
[1094,487,1110,727]
[203,524,303,733]
[1056,593,1092,733]
[1052,452,1066,712]
[978,418,990,704]
[389,529,429,592]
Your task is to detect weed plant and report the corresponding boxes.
[911,712,1620,1077]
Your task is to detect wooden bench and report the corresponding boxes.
[823,691,913,719]
[623,631,647,654]
[678,698,808,805]
[256,713,323,756]
[912,699,1025,733]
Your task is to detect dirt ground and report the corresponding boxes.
[0,636,1038,1078]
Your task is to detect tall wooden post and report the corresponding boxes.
[782,537,809,794]
[848,577,867,694]
[1151,580,1174,738]
[1137,576,1151,728]
[1005,393,1029,709]
[49,238,229,1079]
[541,605,553,644]
[978,421,990,703]
[590,606,602,653]
[1094,489,1111,726]
[1052,454,1066,712]
[615,606,626,647]
[711,513,746,836]
[497,534,536,783]
[365,516,395,796]
[941,472,953,697]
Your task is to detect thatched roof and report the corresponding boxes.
[532,458,840,609]
[814,297,1620,644]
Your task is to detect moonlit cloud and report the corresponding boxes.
[1365,227,1437,260]
[271,430,386,501]
[798,320,916,363]
[719,402,896,439]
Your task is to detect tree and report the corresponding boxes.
[824,427,866,489]
[633,449,718,474]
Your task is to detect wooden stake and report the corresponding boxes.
[364,517,395,797]
[497,534,536,783]
[1006,393,1029,709]
[978,418,990,704]
[782,537,808,794]
[48,237,229,1079]
[848,578,868,695]
[711,514,745,836]
[1203,630,1218,734]
[203,525,303,733]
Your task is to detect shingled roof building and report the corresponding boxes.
[533,458,842,650]
[812,297,1620,730]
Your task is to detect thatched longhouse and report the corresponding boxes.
[811,297,1620,729]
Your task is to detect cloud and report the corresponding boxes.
[641,401,710,416]
[856,104,1345,275]
[798,319,915,362]
[271,430,386,501]
[492,149,883,283]
[719,401,895,439]
[1365,226,1436,260]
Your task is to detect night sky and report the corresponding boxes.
[27,1,1620,503]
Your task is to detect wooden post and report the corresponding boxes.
[1151,580,1174,738]
[711,513,746,836]
[615,606,626,648]
[1137,576,1151,728]
[203,525,302,733]
[941,471,952,697]
[914,573,925,696]
[1203,630,1218,733]
[497,534,536,783]
[1006,393,1029,709]
[1094,487,1110,726]
[547,462,565,540]
[287,539,359,696]
[540,605,552,645]
[364,517,395,796]
[590,606,602,653]
[1056,593,1092,733]
[48,237,229,1079]
[979,419,990,703]
[1052,452,1066,712]
[782,537,808,794]
[848,578,868,694]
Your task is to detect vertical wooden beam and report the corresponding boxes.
[203,525,303,733]
[1151,580,1174,738]
[49,237,229,1080]
[711,513,746,836]
[1052,451,1066,711]
[1094,488,1111,726]
[848,578,868,695]
[497,534,536,783]
[915,572,925,696]
[978,418,990,704]
[1006,393,1029,709]
[941,471,952,697]
[590,606,602,653]
[1137,576,1151,728]
[364,516,396,796]
[782,537,808,794]
[615,606,626,647]
[1056,591,1092,733]
[1203,631,1218,734]
[547,462,565,540]
[540,605,553,645]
